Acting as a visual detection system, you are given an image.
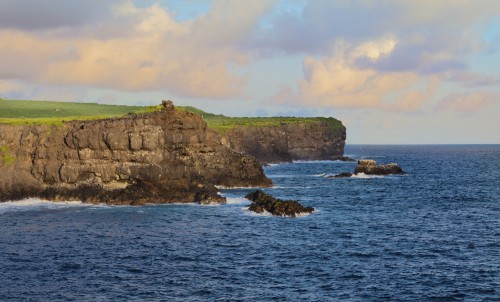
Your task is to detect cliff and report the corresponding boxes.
[0,103,271,205]
[219,120,346,164]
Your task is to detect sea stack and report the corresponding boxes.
[354,159,405,175]
[245,190,314,217]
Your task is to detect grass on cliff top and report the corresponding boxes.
[0,99,143,125]
[177,106,344,132]
[0,99,343,131]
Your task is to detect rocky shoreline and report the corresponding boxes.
[0,102,271,205]
[0,101,347,205]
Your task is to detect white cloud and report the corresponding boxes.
[0,1,275,99]
[273,37,441,112]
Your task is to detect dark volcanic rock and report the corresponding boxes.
[354,159,405,175]
[245,190,314,217]
[220,121,346,164]
[0,103,272,205]
[329,172,353,178]
[336,156,356,162]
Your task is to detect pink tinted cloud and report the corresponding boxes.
[0,1,274,99]
[435,92,498,113]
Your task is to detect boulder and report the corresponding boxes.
[354,159,404,175]
[245,190,314,217]
[329,172,353,178]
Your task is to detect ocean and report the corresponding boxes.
[1,145,499,301]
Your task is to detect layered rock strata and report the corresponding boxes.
[0,104,271,205]
[220,121,346,164]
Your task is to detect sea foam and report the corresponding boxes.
[0,198,93,214]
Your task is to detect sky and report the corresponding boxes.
[0,0,499,144]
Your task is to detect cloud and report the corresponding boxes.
[269,37,441,112]
[0,1,275,99]
[435,92,498,113]
[0,79,87,102]
[0,0,120,30]
[442,71,500,87]
[252,1,499,76]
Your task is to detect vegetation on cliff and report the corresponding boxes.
[178,106,344,133]
[0,146,15,166]
[0,103,271,204]
[0,99,143,125]
[0,99,343,132]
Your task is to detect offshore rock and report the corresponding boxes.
[245,190,314,217]
[0,104,271,205]
[329,172,353,178]
[220,120,346,164]
[354,159,405,175]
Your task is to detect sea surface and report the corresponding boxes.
[1,145,499,301]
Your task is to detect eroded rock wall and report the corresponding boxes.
[221,121,346,164]
[0,107,271,204]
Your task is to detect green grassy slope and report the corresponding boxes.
[178,107,344,132]
[0,99,343,130]
[0,99,143,125]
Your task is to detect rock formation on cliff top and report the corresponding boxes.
[0,102,271,205]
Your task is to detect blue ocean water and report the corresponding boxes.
[0,145,499,301]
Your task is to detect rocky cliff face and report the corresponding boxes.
[220,121,346,164]
[0,105,271,205]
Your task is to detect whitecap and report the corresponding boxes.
[242,207,315,218]
[350,173,384,179]
[312,173,326,177]
[292,160,345,164]
[0,198,96,214]
[225,197,250,205]
[215,185,265,189]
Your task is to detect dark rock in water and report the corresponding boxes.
[354,159,404,175]
[245,190,314,217]
[328,172,353,178]
[335,156,356,162]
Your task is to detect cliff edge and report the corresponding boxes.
[0,103,271,205]
[219,120,346,164]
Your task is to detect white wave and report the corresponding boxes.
[215,185,266,189]
[265,163,281,167]
[350,173,384,179]
[242,207,315,218]
[0,198,97,214]
[295,211,314,218]
[269,185,314,189]
[225,197,250,205]
[312,173,326,177]
[264,174,295,178]
[292,160,347,164]
[242,207,273,217]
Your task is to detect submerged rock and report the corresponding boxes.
[245,190,314,217]
[354,159,405,175]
